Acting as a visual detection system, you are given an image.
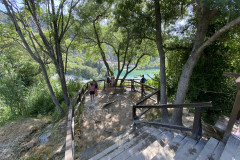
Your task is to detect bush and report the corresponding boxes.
[26,79,83,119]
[26,84,56,116]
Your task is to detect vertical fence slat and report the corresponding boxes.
[133,107,137,120]
[131,79,134,91]
[157,90,160,104]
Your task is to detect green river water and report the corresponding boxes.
[113,69,159,79]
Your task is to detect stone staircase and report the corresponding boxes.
[78,126,240,160]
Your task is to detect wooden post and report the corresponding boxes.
[222,77,240,143]
[141,84,144,98]
[131,79,134,91]
[132,107,138,120]
[157,90,160,104]
[104,80,106,90]
[78,93,81,103]
[192,107,202,140]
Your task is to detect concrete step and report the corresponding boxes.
[219,135,240,160]
[126,130,173,160]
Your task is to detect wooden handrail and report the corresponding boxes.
[134,120,192,131]
[133,102,212,109]
[132,80,158,90]
[135,90,160,105]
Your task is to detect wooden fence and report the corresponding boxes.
[133,102,212,140]
[64,80,104,160]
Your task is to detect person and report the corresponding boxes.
[140,75,147,84]
[105,74,111,90]
[93,80,98,96]
[111,76,115,87]
[140,75,146,94]
[234,111,240,137]
[88,82,95,102]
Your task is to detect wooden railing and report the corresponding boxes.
[65,80,104,160]
[132,81,213,140]
[133,102,212,139]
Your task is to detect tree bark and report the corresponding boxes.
[39,62,64,115]
[51,2,70,107]
[154,0,169,123]
[172,4,240,125]
[93,22,113,76]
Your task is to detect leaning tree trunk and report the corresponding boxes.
[172,6,240,125]
[172,6,212,125]
[40,62,64,115]
[154,0,169,123]
[93,22,114,76]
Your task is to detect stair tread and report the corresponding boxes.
[129,140,163,160]
[174,138,197,159]
[152,134,188,160]
[109,128,161,160]
[220,135,240,160]
[78,129,129,160]
[211,141,225,160]
[127,131,173,160]
[196,137,219,160]
[152,139,206,160]
[86,126,145,160]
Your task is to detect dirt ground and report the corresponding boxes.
[75,88,142,153]
[0,116,68,160]
[0,117,51,160]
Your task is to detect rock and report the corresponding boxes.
[22,139,38,151]
[58,123,66,129]
[104,128,113,134]
[214,115,230,135]
[95,120,101,124]
[106,114,111,119]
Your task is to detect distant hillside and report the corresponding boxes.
[0,12,10,23]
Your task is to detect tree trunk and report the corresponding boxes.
[172,6,240,125]
[40,62,64,115]
[52,9,70,107]
[93,22,113,76]
[154,0,169,123]
[172,5,212,125]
